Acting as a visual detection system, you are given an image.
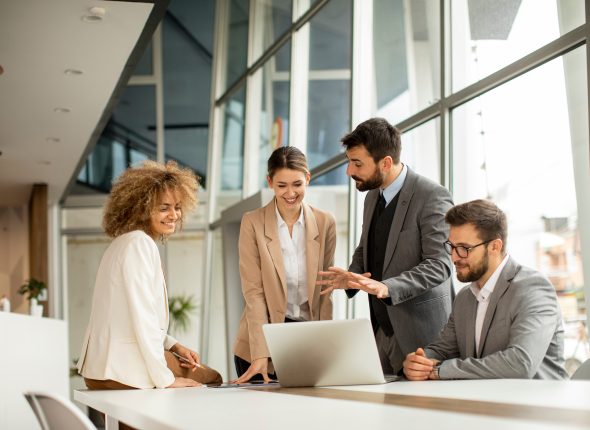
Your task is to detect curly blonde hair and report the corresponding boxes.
[103,160,199,238]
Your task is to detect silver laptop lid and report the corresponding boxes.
[262,319,386,387]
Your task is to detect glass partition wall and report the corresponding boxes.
[207,0,590,376]
[61,0,590,386]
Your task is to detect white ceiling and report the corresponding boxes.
[0,0,154,206]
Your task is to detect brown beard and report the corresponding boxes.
[456,249,489,283]
[351,167,383,191]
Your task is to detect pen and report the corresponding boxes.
[172,351,202,368]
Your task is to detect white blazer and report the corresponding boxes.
[77,230,177,388]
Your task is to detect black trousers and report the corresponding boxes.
[234,317,299,380]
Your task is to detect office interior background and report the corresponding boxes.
[1,0,590,399]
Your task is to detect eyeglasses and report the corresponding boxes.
[444,240,493,258]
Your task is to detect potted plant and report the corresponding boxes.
[168,294,197,334]
[18,278,47,317]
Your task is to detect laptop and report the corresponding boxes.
[262,318,399,387]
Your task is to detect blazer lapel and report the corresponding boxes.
[477,257,518,357]
[464,290,478,358]
[264,200,288,299]
[303,204,320,315]
[383,168,416,269]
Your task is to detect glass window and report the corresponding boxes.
[452,47,589,375]
[309,0,352,70]
[134,40,153,75]
[163,0,215,187]
[306,80,350,175]
[401,119,441,184]
[217,86,246,217]
[224,0,250,91]
[111,86,157,149]
[79,137,116,191]
[451,0,584,92]
[305,0,352,173]
[78,86,156,191]
[112,141,126,179]
[309,163,349,320]
[372,0,440,124]
[255,42,291,189]
[252,0,292,60]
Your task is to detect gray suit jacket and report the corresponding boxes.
[348,168,453,369]
[425,257,568,379]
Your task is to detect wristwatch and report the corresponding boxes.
[431,363,441,380]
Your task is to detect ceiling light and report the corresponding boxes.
[46,137,61,143]
[82,6,106,22]
[64,68,83,76]
[54,107,71,114]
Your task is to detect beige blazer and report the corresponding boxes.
[77,230,177,388]
[233,200,337,364]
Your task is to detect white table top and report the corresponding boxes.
[75,379,590,430]
[332,378,590,410]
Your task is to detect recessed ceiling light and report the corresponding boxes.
[82,6,106,22]
[64,68,83,76]
[46,137,61,143]
[54,107,71,114]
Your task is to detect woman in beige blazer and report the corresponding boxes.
[232,147,337,383]
[77,161,221,398]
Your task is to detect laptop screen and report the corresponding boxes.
[263,319,389,387]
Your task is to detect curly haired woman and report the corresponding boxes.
[77,160,221,400]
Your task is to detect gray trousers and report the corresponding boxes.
[375,326,404,375]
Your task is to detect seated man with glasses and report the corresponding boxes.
[403,199,568,380]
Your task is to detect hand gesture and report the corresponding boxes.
[170,343,201,370]
[403,348,438,381]
[346,272,389,299]
[167,377,202,388]
[230,357,272,384]
[317,267,372,296]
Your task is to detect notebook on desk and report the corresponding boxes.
[263,318,399,387]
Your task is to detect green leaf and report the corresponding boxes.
[168,294,197,334]
[18,278,47,301]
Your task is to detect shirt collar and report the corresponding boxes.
[275,201,304,228]
[381,163,407,205]
[470,254,510,301]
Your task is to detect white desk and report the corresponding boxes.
[75,379,590,430]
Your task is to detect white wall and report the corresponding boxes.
[0,312,69,429]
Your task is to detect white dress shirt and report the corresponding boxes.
[275,204,309,321]
[381,163,408,206]
[470,254,510,353]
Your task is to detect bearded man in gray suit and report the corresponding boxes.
[319,117,453,375]
[403,199,567,380]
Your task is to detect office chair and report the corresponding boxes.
[24,391,96,430]
[571,359,590,380]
